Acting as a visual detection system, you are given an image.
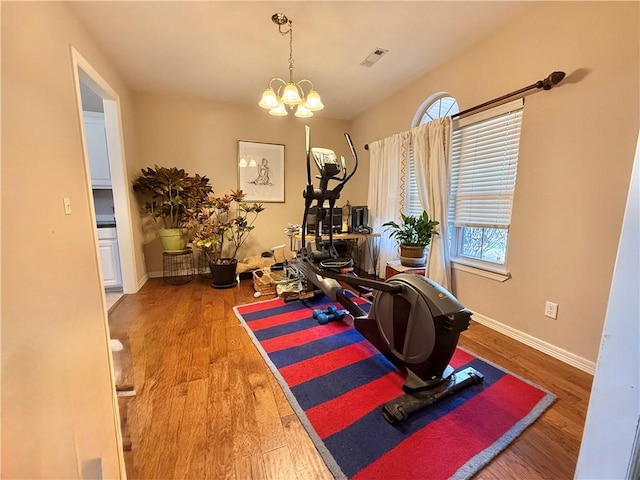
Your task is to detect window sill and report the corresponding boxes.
[451,258,511,282]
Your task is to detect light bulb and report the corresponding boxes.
[259,87,279,109]
[281,83,302,105]
[305,89,324,111]
[295,104,313,118]
[269,102,288,116]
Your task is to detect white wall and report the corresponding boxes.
[575,132,640,478]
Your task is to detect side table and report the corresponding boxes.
[385,260,425,279]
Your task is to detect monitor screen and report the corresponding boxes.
[351,206,368,231]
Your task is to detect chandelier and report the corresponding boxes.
[258,13,324,118]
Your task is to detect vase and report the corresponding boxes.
[159,228,189,252]
[209,258,238,289]
[399,244,427,267]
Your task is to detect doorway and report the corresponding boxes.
[71,48,138,297]
[79,82,124,309]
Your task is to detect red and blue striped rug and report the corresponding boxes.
[234,294,555,479]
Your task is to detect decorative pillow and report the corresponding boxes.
[236,255,275,274]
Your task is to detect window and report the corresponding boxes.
[406,94,459,217]
[411,95,523,273]
[448,99,523,270]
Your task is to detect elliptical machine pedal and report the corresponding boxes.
[319,257,354,271]
[381,368,485,425]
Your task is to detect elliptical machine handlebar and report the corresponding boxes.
[342,133,359,185]
[301,126,359,250]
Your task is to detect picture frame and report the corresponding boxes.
[237,140,285,203]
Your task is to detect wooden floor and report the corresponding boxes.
[109,277,593,480]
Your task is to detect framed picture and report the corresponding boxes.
[237,140,285,203]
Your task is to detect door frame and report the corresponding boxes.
[70,47,135,478]
[71,47,138,294]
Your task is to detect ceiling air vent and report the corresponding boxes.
[360,48,389,68]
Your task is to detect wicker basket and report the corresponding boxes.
[252,268,286,295]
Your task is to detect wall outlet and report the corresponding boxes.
[545,301,558,319]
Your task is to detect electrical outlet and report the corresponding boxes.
[545,301,558,319]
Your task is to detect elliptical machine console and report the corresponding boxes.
[292,126,484,424]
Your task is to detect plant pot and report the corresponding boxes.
[159,228,189,252]
[209,258,238,289]
[399,244,427,267]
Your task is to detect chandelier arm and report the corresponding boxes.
[268,78,287,89]
[296,79,314,89]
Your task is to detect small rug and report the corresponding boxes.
[234,294,556,480]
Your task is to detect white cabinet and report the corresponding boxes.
[98,228,122,288]
[83,111,111,188]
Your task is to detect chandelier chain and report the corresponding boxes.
[277,19,295,83]
[288,21,294,83]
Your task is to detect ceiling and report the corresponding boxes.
[67,1,537,120]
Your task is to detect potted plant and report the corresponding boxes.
[187,189,265,288]
[132,165,212,251]
[383,211,439,267]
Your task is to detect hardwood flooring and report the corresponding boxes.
[108,277,593,479]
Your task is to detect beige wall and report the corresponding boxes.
[1,2,143,478]
[351,1,639,364]
[132,92,352,274]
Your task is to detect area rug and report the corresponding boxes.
[234,294,556,480]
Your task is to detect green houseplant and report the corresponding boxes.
[132,165,212,251]
[383,211,439,267]
[187,189,265,288]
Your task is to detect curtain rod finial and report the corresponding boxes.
[541,71,566,90]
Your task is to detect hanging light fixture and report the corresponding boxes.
[259,13,324,117]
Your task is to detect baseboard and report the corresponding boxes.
[137,274,149,290]
[470,311,596,375]
[148,270,163,279]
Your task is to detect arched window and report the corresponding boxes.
[419,95,459,125]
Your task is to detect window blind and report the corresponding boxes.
[449,100,524,229]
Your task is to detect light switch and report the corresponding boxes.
[63,197,72,215]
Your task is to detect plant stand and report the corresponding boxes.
[163,249,195,285]
[385,260,426,280]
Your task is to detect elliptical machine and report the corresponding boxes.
[293,126,484,424]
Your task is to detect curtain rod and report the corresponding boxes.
[363,70,565,151]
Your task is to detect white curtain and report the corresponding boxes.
[367,132,409,276]
[411,117,453,289]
